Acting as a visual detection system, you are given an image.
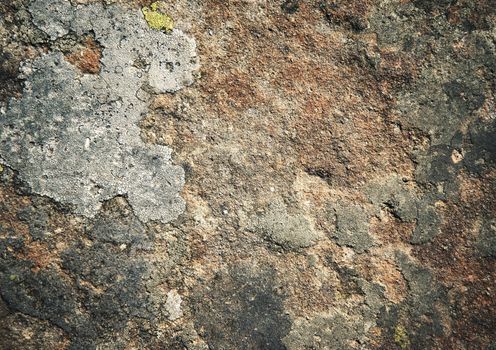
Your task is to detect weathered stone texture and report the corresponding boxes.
[0,0,495,349]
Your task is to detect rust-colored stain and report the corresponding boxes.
[65,37,101,74]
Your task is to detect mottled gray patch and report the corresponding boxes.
[17,206,49,241]
[251,201,320,250]
[192,265,291,350]
[88,198,151,249]
[331,201,373,253]
[29,0,74,40]
[0,263,83,336]
[410,201,441,244]
[0,0,199,223]
[358,278,387,313]
[396,252,445,311]
[370,1,492,146]
[367,175,419,222]
[464,119,496,176]
[477,220,496,258]
[415,144,459,187]
[0,311,68,350]
[283,312,365,350]
[375,252,447,349]
[0,239,160,349]
[412,0,453,13]
[0,193,180,349]
[395,38,489,143]
[366,176,442,244]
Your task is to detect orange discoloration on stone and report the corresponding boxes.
[24,241,56,272]
[364,256,408,304]
[66,37,101,74]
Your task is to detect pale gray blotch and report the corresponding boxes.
[251,200,321,250]
[0,0,199,223]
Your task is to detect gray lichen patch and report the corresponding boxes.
[377,252,448,350]
[283,312,366,350]
[366,175,419,223]
[192,264,291,350]
[369,1,493,147]
[29,0,74,40]
[464,119,496,176]
[1,0,199,223]
[0,182,187,349]
[330,201,374,253]
[396,66,486,146]
[366,176,443,244]
[17,205,50,241]
[477,220,496,258]
[410,201,441,244]
[88,197,151,249]
[283,273,387,350]
[250,201,321,250]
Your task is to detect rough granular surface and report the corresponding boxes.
[0,0,495,349]
[1,0,198,222]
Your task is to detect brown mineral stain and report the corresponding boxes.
[367,256,407,304]
[24,241,55,272]
[65,37,101,74]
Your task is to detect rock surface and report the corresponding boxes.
[0,0,495,349]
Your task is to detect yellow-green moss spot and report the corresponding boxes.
[142,2,174,32]
[394,324,410,349]
[9,274,17,281]
[0,164,3,173]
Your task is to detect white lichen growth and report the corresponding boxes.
[165,289,183,321]
[0,0,199,223]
